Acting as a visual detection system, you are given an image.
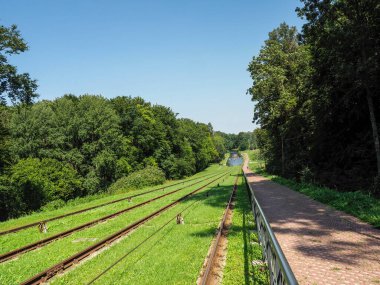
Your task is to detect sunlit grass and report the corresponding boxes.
[223,176,268,285]
[0,164,221,233]
[50,170,240,284]
[0,169,225,255]
[0,166,231,284]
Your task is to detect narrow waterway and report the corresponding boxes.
[227,151,243,166]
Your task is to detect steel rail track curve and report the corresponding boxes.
[0,171,218,236]
[0,171,228,263]
[198,173,239,285]
[19,172,230,285]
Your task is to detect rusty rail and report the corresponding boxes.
[19,172,229,285]
[198,173,239,285]
[0,171,228,263]
[86,181,221,284]
[0,172,218,236]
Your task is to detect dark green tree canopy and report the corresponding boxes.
[249,1,380,193]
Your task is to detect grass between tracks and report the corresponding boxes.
[223,176,268,285]
[48,168,240,285]
[0,166,230,284]
[246,150,380,228]
[0,170,225,255]
[0,165,221,232]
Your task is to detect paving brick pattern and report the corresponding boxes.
[243,163,380,285]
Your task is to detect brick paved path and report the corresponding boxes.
[243,160,380,285]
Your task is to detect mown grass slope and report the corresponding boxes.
[0,165,230,284]
[49,169,239,284]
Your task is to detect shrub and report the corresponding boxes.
[41,199,66,211]
[108,166,165,193]
[10,158,84,210]
[0,176,25,220]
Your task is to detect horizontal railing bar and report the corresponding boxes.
[243,172,298,285]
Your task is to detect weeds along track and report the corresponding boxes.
[198,173,239,285]
[0,172,219,236]
[0,171,228,263]
[19,172,230,285]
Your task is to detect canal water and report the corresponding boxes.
[227,151,243,166]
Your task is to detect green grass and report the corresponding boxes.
[49,169,240,284]
[0,164,221,232]
[223,175,268,285]
[246,151,380,228]
[0,170,226,255]
[0,166,231,284]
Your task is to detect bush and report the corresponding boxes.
[108,166,166,193]
[41,199,66,211]
[10,158,84,210]
[160,155,195,179]
[0,176,25,220]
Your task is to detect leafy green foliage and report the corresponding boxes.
[0,106,12,172]
[108,166,166,193]
[247,23,313,177]
[10,158,83,209]
[0,93,228,220]
[217,131,255,151]
[248,2,380,193]
[0,24,229,220]
[0,24,38,105]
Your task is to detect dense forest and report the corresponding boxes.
[0,25,256,221]
[0,94,224,219]
[248,0,380,194]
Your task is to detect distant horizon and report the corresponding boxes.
[2,0,304,133]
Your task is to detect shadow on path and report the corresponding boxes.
[244,171,380,284]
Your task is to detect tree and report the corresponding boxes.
[297,0,380,190]
[0,24,38,105]
[212,133,226,161]
[10,95,124,190]
[0,106,12,172]
[247,23,313,176]
[10,158,83,210]
[178,119,218,171]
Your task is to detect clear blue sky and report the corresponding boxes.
[1,0,304,133]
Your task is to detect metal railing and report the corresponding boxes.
[243,172,298,285]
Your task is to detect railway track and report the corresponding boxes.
[198,174,239,285]
[19,171,230,285]
[0,171,219,236]
[86,171,239,285]
[0,171,228,263]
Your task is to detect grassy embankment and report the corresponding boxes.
[0,165,231,284]
[50,168,240,284]
[0,165,220,232]
[223,174,268,285]
[0,168,225,255]
[246,150,380,228]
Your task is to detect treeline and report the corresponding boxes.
[248,0,380,194]
[0,95,228,220]
[217,131,255,151]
